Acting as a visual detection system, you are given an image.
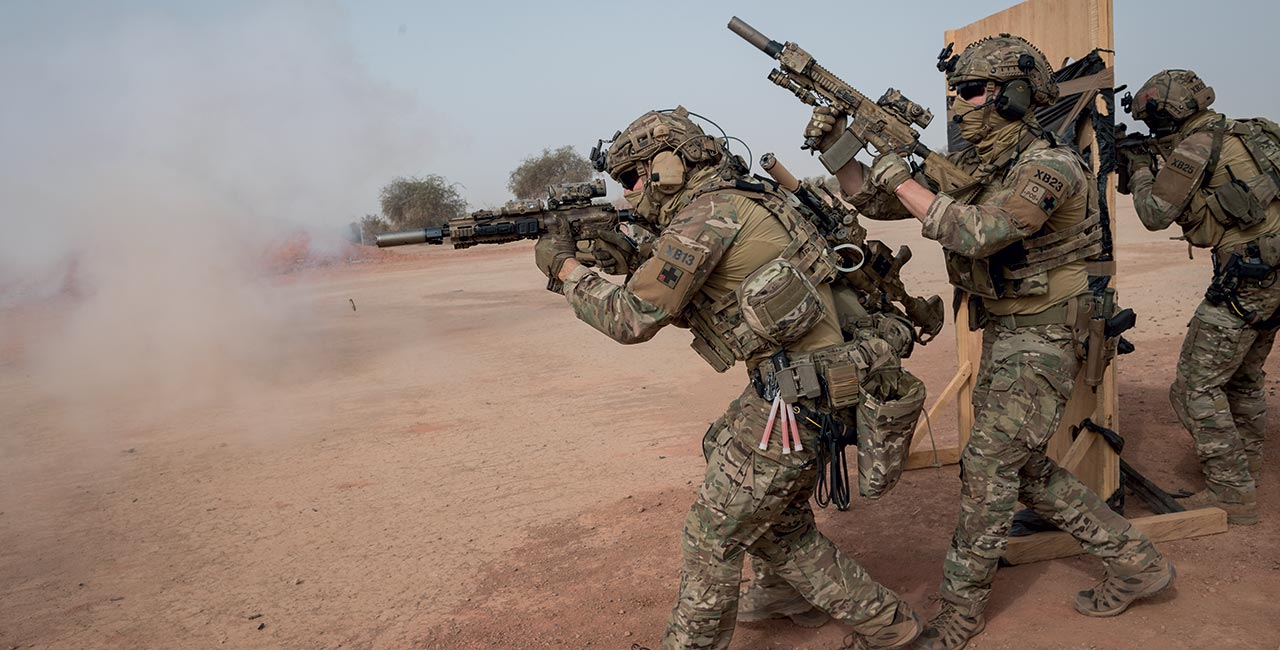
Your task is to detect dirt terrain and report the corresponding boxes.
[2,198,1278,650]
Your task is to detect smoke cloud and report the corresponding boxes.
[0,3,433,432]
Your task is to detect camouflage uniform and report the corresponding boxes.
[559,164,914,648]
[1127,72,1280,505]
[846,134,1164,617]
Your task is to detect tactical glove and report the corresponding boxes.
[585,229,638,276]
[804,106,848,153]
[869,153,913,192]
[1116,147,1155,195]
[534,216,577,279]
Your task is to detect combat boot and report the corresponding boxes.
[1180,488,1259,525]
[911,601,984,650]
[1073,556,1176,617]
[736,588,830,628]
[841,602,922,650]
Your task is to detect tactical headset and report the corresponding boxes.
[592,108,749,195]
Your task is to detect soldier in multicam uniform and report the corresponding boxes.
[1119,69,1280,525]
[534,107,925,650]
[804,36,1175,649]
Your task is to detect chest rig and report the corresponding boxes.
[673,178,841,372]
[1189,116,1280,241]
[942,139,1102,300]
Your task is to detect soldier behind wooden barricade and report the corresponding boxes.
[1118,69,1280,525]
[803,35,1176,650]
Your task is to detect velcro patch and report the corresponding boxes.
[657,241,701,272]
[1032,168,1066,194]
[1019,181,1057,213]
[1166,154,1199,178]
[657,263,684,289]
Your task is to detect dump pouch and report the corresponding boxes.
[856,368,926,499]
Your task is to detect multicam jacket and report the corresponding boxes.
[847,139,1093,316]
[1131,109,1280,251]
[560,184,843,360]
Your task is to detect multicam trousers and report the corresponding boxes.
[1170,276,1280,501]
[663,384,902,650]
[939,318,1162,614]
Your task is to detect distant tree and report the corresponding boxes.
[507,146,593,199]
[358,214,391,244]
[379,175,467,229]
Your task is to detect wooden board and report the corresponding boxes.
[944,0,1120,500]
[1005,509,1228,565]
[943,0,1114,65]
[906,445,962,470]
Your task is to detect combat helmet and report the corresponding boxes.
[938,34,1058,120]
[1126,69,1215,136]
[590,106,721,194]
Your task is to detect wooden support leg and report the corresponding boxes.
[905,362,971,470]
[1005,509,1228,565]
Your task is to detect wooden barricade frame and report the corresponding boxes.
[902,0,1227,563]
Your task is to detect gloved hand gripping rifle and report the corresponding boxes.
[1114,123,1156,195]
[728,17,980,200]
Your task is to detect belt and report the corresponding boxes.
[987,295,1089,329]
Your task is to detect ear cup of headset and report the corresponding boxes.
[650,150,686,193]
[995,79,1033,120]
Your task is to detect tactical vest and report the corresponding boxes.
[672,178,841,372]
[1188,116,1280,241]
[942,142,1103,300]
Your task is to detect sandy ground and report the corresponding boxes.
[2,197,1278,650]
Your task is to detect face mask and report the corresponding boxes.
[952,98,992,143]
[624,187,659,222]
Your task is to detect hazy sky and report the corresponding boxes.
[4,0,1278,217]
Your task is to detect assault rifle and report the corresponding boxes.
[1114,123,1155,195]
[728,17,979,199]
[376,179,638,291]
[375,179,634,250]
[760,153,945,344]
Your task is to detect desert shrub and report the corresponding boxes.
[379,175,467,229]
[507,146,593,200]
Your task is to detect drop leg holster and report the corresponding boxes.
[1207,244,1278,328]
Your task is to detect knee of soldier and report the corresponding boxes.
[958,439,1021,506]
[1017,452,1055,484]
[682,502,724,556]
[1176,386,1231,429]
[1226,367,1266,396]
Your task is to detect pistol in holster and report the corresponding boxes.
[1084,288,1137,390]
[1206,250,1276,326]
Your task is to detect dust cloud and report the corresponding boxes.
[0,4,432,435]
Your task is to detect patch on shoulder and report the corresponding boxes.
[657,240,702,272]
[1013,176,1054,212]
[656,263,684,289]
[1166,154,1199,178]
